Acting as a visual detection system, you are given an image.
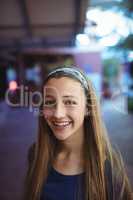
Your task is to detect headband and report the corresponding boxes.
[46,67,88,91]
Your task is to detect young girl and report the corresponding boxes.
[25,66,132,200]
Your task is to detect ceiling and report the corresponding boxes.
[0,0,89,53]
[0,0,117,62]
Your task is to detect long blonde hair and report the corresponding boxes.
[24,66,132,200]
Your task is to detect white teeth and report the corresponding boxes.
[53,122,71,127]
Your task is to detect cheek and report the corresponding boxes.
[69,110,83,121]
[43,108,54,120]
[72,108,86,121]
[71,105,86,115]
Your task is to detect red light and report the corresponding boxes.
[9,81,18,91]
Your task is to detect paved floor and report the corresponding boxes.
[0,100,133,200]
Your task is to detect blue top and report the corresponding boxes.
[40,167,85,200]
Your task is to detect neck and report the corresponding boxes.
[56,128,85,159]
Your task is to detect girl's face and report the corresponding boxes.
[43,77,87,141]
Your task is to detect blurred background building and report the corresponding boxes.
[0,0,133,199]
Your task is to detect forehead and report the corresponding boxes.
[43,77,85,97]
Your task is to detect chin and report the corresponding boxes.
[53,131,73,141]
[54,134,70,141]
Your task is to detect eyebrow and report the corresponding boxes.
[45,95,77,98]
[63,95,77,99]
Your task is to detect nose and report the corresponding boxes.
[53,102,66,118]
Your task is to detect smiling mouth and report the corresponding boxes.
[52,121,72,128]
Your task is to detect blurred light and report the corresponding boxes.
[7,68,17,82]
[26,69,34,81]
[9,81,18,91]
[99,35,120,46]
[76,34,90,46]
[86,9,132,37]
[128,51,133,61]
[86,9,115,36]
